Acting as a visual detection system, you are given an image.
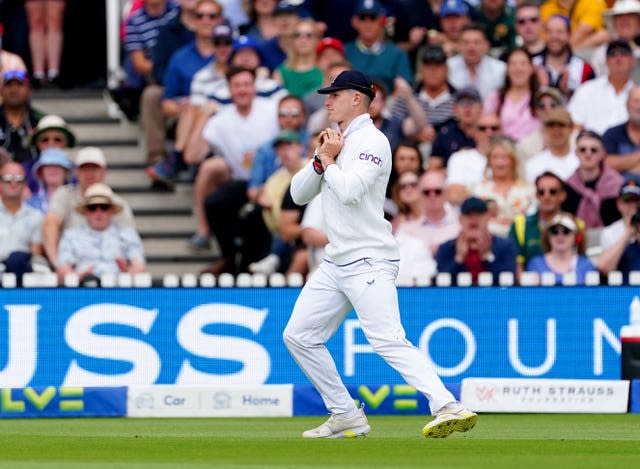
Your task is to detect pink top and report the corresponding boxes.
[483,90,541,140]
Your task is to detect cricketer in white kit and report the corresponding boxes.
[282,70,477,439]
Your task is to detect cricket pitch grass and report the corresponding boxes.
[0,414,639,468]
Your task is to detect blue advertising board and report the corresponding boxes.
[0,287,635,388]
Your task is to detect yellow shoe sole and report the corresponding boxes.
[422,413,478,439]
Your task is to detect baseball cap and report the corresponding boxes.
[273,129,302,146]
[543,107,572,126]
[75,146,107,168]
[32,148,73,178]
[316,37,345,56]
[460,196,488,215]
[274,0,307,16]
[355,0,384,16]
[454,86,481,103]
[620,180,640,200]
[212,23,233,41]
[421,45,447,64]
[606,38,633,56]
[317,70,376,99]
[440,0,469,17]
[549,213,577,233]
[534,86,564,105]
[3,69,29,84]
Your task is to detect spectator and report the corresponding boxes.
[0,162,45,285]
[0,70,42,164]
[0,37,27,76]
[258,1,304,73]
[409,170,460,256]
[390,45,454,161]
[515,86,570,164]
[303,38,346,116]
[240,0,279,43]
[215,0,249,28]
[198,67,279,274]
[429,86,482,169]
[603,85,640,184]
[597,206,640,280]
[508,171,569,276]
[274,18,323,98]
[392,0,440,67]
[473,136,536,237]
[24,0,66,86]
[344,0,413,93]
[592,0,640,82]
[386,140,424,218]
[567,39,635,135]
[469,0,516,58]
[368,81,404,154]
[56,183,146,285]
[391,170,423,233]
[435,196,517,285]
[600,180,640,251]
[246,129,306,274]
[446,112,502,206]
[42,147,135,267]
[540,0,609,53]
[427,0,471,58]
[26,148,73,213]
[483,47,541,140]
[306,60,352,134]
[513,1,545,57]
[526,212,595,284]
[113,0,178,121]
[563,130,623,228]
[26,114,76,193]
[533,14,595,101]
[140,0,198,165]
[525,107,579,183]
[446,23,506,100]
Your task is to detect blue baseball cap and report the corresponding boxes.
[317,70,376,99]
[355,0,385,16]
[440,0,469,17]
[460,196,488,215]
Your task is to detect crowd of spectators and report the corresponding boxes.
[7,0,640,286]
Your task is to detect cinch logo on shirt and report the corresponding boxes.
[359,153,383,167]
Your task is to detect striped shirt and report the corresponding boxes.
[389,87,455,129]
[125,3,178,54]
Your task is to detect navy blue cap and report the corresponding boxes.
[355,0,384,16]
[440,0,469,17]
[317,70,376,99]
[460,196,488,214]
[454,86,482,102]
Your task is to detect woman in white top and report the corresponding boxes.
[473,137,536,237]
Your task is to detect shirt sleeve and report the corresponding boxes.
[290,159,322,206]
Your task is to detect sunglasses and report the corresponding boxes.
[86,204,112,212]
[622,194,640,203]
[357,13,379,21]
[577,146,601,154]
[544,121,569,128]
[477,125,500,132]
[1,174,25,183]
[516,16,540,25]
[213,37,232,46]
[549,225,572,236]
[278,108,301,117]
[294,31,315,39]
[399,181,418,190]
[422,188,443,196]
[196,11,221,20]
[536,101,559,110]
[537,187,560,196]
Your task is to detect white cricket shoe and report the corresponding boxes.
[422,402,477,439]
[302,408,371,439]
[248,254,280,275]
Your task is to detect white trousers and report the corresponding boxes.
[283,258,455,415]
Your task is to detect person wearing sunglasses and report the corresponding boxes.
[603,85,640,185]
[600,180,640,252]
[435,195,517,285]
[513,1,545,57]
[0,70,42,165]
[526,212,595,285]
[56,183,146,285]
[563,130,624,229]
[508,171,572,280]
[0,162,46,286]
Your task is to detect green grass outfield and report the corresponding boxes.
[0,414,639,468]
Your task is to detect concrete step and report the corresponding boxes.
[134,214,197,235]
[121,188,193,212]
[100,146,146,166]
[73,121,141,144]
[32,93,112,120]
[105,168,150,189]
[143,238,218,258]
